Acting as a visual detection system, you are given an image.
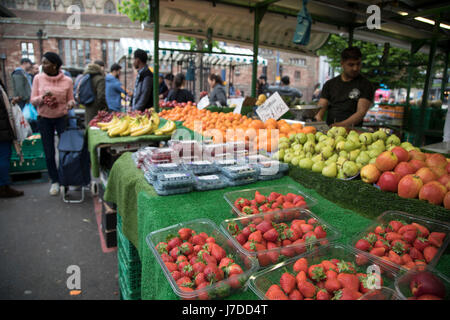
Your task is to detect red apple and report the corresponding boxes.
[429,166,446,179]
[398,174,423,199]
[419,181,447,205]
[410,271,446,298]
[444,191,450,209]
[377,171,400,192]
[438,174,450,187]
[409,159,426,172]
[375,151,399,172]
[446,162,450,174]
[426,153,447,169]
[391,146,410,163]
[409,150,427,162]
[415,167,438,184]
[394,162,416,178]
[360,164,381,184]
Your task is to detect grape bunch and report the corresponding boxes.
[43,95,58,109]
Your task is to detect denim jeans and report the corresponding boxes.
[38,116,66,184]
[0,141,12,186]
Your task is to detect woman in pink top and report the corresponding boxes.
[31,52,76,196]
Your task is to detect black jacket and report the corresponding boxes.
[132,65,154,111]
[0,84,13,142]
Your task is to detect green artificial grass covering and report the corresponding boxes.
[105,153,450,300]
[87,119,172,178]
[288,165,450,223]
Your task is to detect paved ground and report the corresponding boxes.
[0,177,119,300]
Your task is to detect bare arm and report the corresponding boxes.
[332,98,372,127]
[314,98,329,121]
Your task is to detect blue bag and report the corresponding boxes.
[23,102,38,122]
[292,0,312,46]
[74,73,96,105]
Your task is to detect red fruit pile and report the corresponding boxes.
[265,257,383,300]
[159,100,195,109]
[43,95,58,109]
[354,219,447,270]
[227,216,328,267]
[363,147,450,209]
[156,227,246,299]
[233,191,308,216]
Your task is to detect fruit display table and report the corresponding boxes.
[104,152,450,300]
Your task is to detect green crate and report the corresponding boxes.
[117,227,140,262]
[118,259,141,291]
[9,153,47,173]
[429,108,447,131]
[405,106,432,131]
[118,244,142,273]
[118,275,141,300]
[403,131,416,144]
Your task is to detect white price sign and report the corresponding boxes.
[197,96,210,110]
[255,91,289,122]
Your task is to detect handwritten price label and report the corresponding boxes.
[255,91,289,122]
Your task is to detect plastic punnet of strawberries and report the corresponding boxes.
[354,220,447,270]
[265,257,384,300]
[234,191,308,216]
[156,227,248,300]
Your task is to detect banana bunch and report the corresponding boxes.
[154,119,176,136]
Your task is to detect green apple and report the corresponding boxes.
[321,146,334,159]
[322,162,337,178]
[343,160,359,177]
[296,133,307,144]
[386,134,401,146]
[299,158,314,170]
[306,133,316,142]
[303,141,315,153]
[349,149,361,161]
[312,161,326,173]
[291,156,301,166]
[359,133,373,145]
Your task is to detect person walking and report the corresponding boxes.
[30,52,76,196]
[132,49,153,111]
[166,73,194,103]
[0,78,24,198]
[11,58,33,109]
[105,63,126,112]
[208,74,227,107]
[81,61,107,126]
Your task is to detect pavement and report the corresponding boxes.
[0,177,119,300]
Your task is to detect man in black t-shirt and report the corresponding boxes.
[315,47,375,127]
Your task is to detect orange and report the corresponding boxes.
[303,126,317,134]
[249,120,265,130]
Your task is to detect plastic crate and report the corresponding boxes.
[10,151,47,173]
[119,275,141,300]
[194,174,229,191]
[155,171,195,189]
[405,106,432,131]
[118,258,141,291]
[117,227,140,262]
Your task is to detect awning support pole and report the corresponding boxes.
[150,0,160,112]
[414,15,440,147]
[406,40,425,107]
[251,5,268,98]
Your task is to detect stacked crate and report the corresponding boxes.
[10,135,47,174]
[99,172,117,248]
[117,214,142,300]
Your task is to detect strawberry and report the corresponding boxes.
[171,270,183,281]
[255,220,272,233]
[204,264,223,283]
[423,246,438,263]
[167,237,182,250]
[265,284,288,300]
[280,272,297,294]
[336,260,356,274]
[300,223,314,234]
[292,239,307,255]
[228,274,247,289]
[218,257,234,269]
[266,242,280,264]
[178,228,192,241]
[297,280,317,298]
[320,260,337,272]
[314,226,327,239]
[170,247,183,259]
[411,223,430,238]
[254,191,266,204]
[280,240,296,257]
[316,289,331,300]
[428,232,445,248]
[332,288,359,300]
[176,276,193,288]
[160,253,174,263]
[257,252,272,267]
[263,228,279,242]
[198,232,209,240]
[402,229,418,244]
[308,265,326,281]
[337,273,360,291]
[176,255,188,264]
[280,228,299,242]
[268,192,281,202]
[165,262,178,272]
[404,261,416,270]
[196,282,211,300]
[429,232,446,242]
[388,250,402,265]
[413,237,430,252]
[180,242,194,255]
[387,220,404,232]
[285,193,296,203]
[206,237,215,243]
[294,195,306,205]
[156,242,169,254]
[324,278,341,293]
[385,232,402,242]
[226,222,240,236]
[355,254,369,266]
[194,272,207,286]
[374,239,390,251]
[210,243,226,262]
[282,201,295,209]
[391,240,407,255]
[192,261,206,274]
[197,250,217,266]
[409,247,425,261]
[241,206,253,215]
[303,231,317,242]
[293,257,308,274]
[370,247,385,257]
[248,230,263,243]
[398,224,417,235]
[326,269,338,279]
[242,224,256,238]
[192,234,206,246]
[296,271,307,285]
[180,263,194,278]
[235,233,247,245]
[374,225,386,235]
[227,263,244,277]
[364,233,378,245]
[288,289,303,300]
[355,239,371,251]
[401,253,413,265]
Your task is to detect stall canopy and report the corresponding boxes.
[119,38,268,67]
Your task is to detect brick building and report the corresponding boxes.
[0,0,319,102]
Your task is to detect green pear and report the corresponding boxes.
[356,162,363,170]
[327,127,336,138]
[386,144,396,151]
[337,157,348,168]
[320,146,333,159]
[373,129,387,141]
[318,134,329,143]
[343,160,359,177]
[279,137,289,145]
[369,157,376,164]
[296,133,307,144]
[322,162,337,178]
[306,133,316,142]
[344,140,358,152]
[339,150,349,158]
[356,151,370,165]
[294,150,303,156]
[349,149,361,161]
[289,133,297,142]
[315,142,325,153]
[386,134,401,146]
[303,141,316,153]
[414,147,421,152]
[335,127,347,137]
[361,145,367,151]
[311,154,324,163]
[284,153,294,164]
[348,130,359,137]
[368,148,383,158]
[370,140,385,151]
[291,156,301,166]
[337,169,346,179]
[312,161,326,173]
[293,144,303,152]
[315,131,324,141]
[324,138,336,149]
[336,141,346,152]
[325,154,338,166]
[279,142,290,150]
[401,142,413,150]
[299,158,314,170]
[404,145,415,152]
[359,133,373,145]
